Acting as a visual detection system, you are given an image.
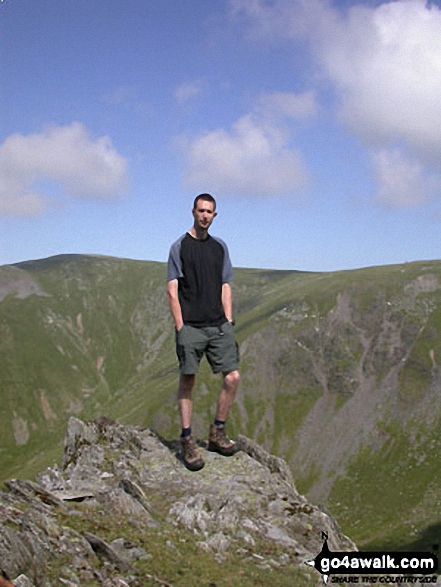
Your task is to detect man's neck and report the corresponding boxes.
[188,226,209,240]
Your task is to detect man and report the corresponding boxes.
[167,193,240,471]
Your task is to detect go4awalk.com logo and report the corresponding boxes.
[306,532,439,584]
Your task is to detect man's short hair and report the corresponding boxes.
[193,193,216,211]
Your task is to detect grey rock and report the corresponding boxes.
[0,526,36,581]
[94,486,158,529]
[237,434,295,485]
[109,539,151,563]
[13,576,35,587]
[50,489,95,501]
[83,532,133,572]
[4,479,66,511]
[0,417,355,585]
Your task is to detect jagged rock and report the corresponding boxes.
[4,479,67,510]
[0,417,355,585]
[83,532,133,572]
[94,486,158,529]
[12,577,34,587]
[237,435,295,484]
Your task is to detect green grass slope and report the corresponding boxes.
[1,254,441,554]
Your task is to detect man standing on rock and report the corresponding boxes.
[167,193,240,471]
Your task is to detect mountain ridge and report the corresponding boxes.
[1,253,441,554]
[0,416,354,586]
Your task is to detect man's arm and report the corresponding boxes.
[222,283,233,323]
[167,279,184,331]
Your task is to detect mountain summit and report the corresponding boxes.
[0,417,354,586]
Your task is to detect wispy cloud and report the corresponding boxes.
[174,82,203,103]
[181,90,316,197]
[0,122,128,217]
[257,90,318,120]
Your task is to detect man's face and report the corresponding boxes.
[192,199,217,230]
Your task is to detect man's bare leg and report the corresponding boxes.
[209,370,241,456]
[177,374,195,429]
[215,370,240,422]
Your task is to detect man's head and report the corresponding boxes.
[193,193,216,211]
[192,193,217,234]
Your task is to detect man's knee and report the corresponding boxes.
[223,370,240,391]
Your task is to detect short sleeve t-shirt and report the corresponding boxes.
[167,232,234,327]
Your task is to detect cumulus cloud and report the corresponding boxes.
[182,90,315,197]
[314,0,441,155]
[183,115,309,196]
[372,148,440,207]
[0,122,128,216]
[232,0,441,207]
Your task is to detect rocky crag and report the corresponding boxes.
[0,417,354,586]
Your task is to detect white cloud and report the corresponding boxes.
[230,0,299,39]
[0,122,128,216]
[182,92,313,197]
[372,148,440,207]
[175,82,203,103]
[231,0,441,206]
[316,0,441,157]
[258,90,318,120]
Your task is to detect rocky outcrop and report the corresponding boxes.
[0,417,354,586]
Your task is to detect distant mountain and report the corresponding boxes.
[1,254,441,554]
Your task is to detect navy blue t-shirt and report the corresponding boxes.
[167,232,234,327]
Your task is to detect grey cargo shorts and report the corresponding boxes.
[175,321,239,375]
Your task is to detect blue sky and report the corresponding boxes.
[1,0,441,272]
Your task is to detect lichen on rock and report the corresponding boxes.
[0,417,355,585]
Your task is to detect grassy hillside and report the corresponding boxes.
[1,254,441,554]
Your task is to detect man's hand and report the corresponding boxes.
[222,283,233,323]
[167,279,184,331]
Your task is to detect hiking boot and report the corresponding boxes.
[181,436,205,471]
[208,424,238,457]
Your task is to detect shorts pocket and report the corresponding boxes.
[176,324,186,340]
